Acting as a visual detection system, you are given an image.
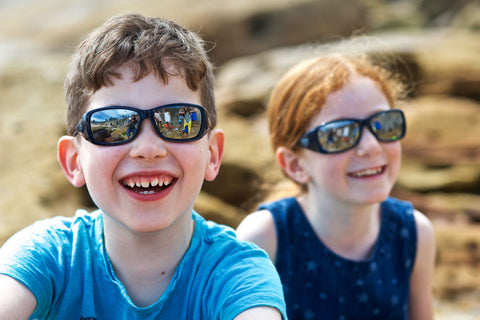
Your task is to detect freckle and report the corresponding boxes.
[161,271,166,275]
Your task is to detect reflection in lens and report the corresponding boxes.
[317,121,360,152]
[371,111,404,141]
[90,109,139,143]
[156,106,202,140]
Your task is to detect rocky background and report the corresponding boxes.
[1,0,480,318]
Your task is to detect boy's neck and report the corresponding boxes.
[102,213,195,307]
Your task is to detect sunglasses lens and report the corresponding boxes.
[154,106,203,141]
[317,120,360,153]
[89,109,140,144]
[370,110,405,141]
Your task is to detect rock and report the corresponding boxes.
[401,95,480,167]
[412,31,480,100]
[199,0,370,65]
[434,224,480,299]
[194,192,246,228]
[417,0,473,27]
[452,1,480,30]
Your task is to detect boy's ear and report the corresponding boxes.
[204,129,225,182]
[57,136,86,187]
[276,146,310,184]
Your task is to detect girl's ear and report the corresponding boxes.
[276,146,310,184]
[57,136,86,187]
[204,129,225,182]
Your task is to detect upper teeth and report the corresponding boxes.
[125,176,173,188]
[351,167,382,177]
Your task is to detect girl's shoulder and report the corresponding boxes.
[412,208,435,248]
[382,196,414,212]
[236,209,278,262]
[382,197,433,231]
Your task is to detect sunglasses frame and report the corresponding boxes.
[296,109,406,154]
[74,103,208,146]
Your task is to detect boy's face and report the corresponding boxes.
[58,65,224,234]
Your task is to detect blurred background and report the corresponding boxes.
[0,0,479,318]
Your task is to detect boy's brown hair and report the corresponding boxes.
[64,13,215,135]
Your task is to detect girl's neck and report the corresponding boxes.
[297,193,382,260]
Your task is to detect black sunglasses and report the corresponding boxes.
[74,103,208,146]
[296,109,406,154]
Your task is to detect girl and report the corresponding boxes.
[237,54,435,320]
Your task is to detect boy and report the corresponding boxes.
[0,13,286,319]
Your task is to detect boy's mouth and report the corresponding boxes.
[347,165,385,178]
[122,175,175,194]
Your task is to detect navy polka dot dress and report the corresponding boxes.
[257,197,417,320]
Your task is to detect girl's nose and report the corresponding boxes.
[355,127,381,157]
[128,120,168,160]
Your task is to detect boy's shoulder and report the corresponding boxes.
[193,211,241,244]
[191,211,267,257]
[1,209,101,252]
[188,212,281,286]
[35,209,100,233]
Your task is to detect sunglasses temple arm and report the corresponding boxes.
[296,134,316,150]
[74,120,87,139]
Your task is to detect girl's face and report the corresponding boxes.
[298,75,402,206]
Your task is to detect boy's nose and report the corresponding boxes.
[355,127,381,157]
[128,120,168,160]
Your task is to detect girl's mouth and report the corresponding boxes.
[122,175,176,194]
[347,165,385,178]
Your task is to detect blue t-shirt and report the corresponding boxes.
[0,210,287,320]
[258,196,417,320]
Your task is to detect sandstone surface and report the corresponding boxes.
[1,0,479,317]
